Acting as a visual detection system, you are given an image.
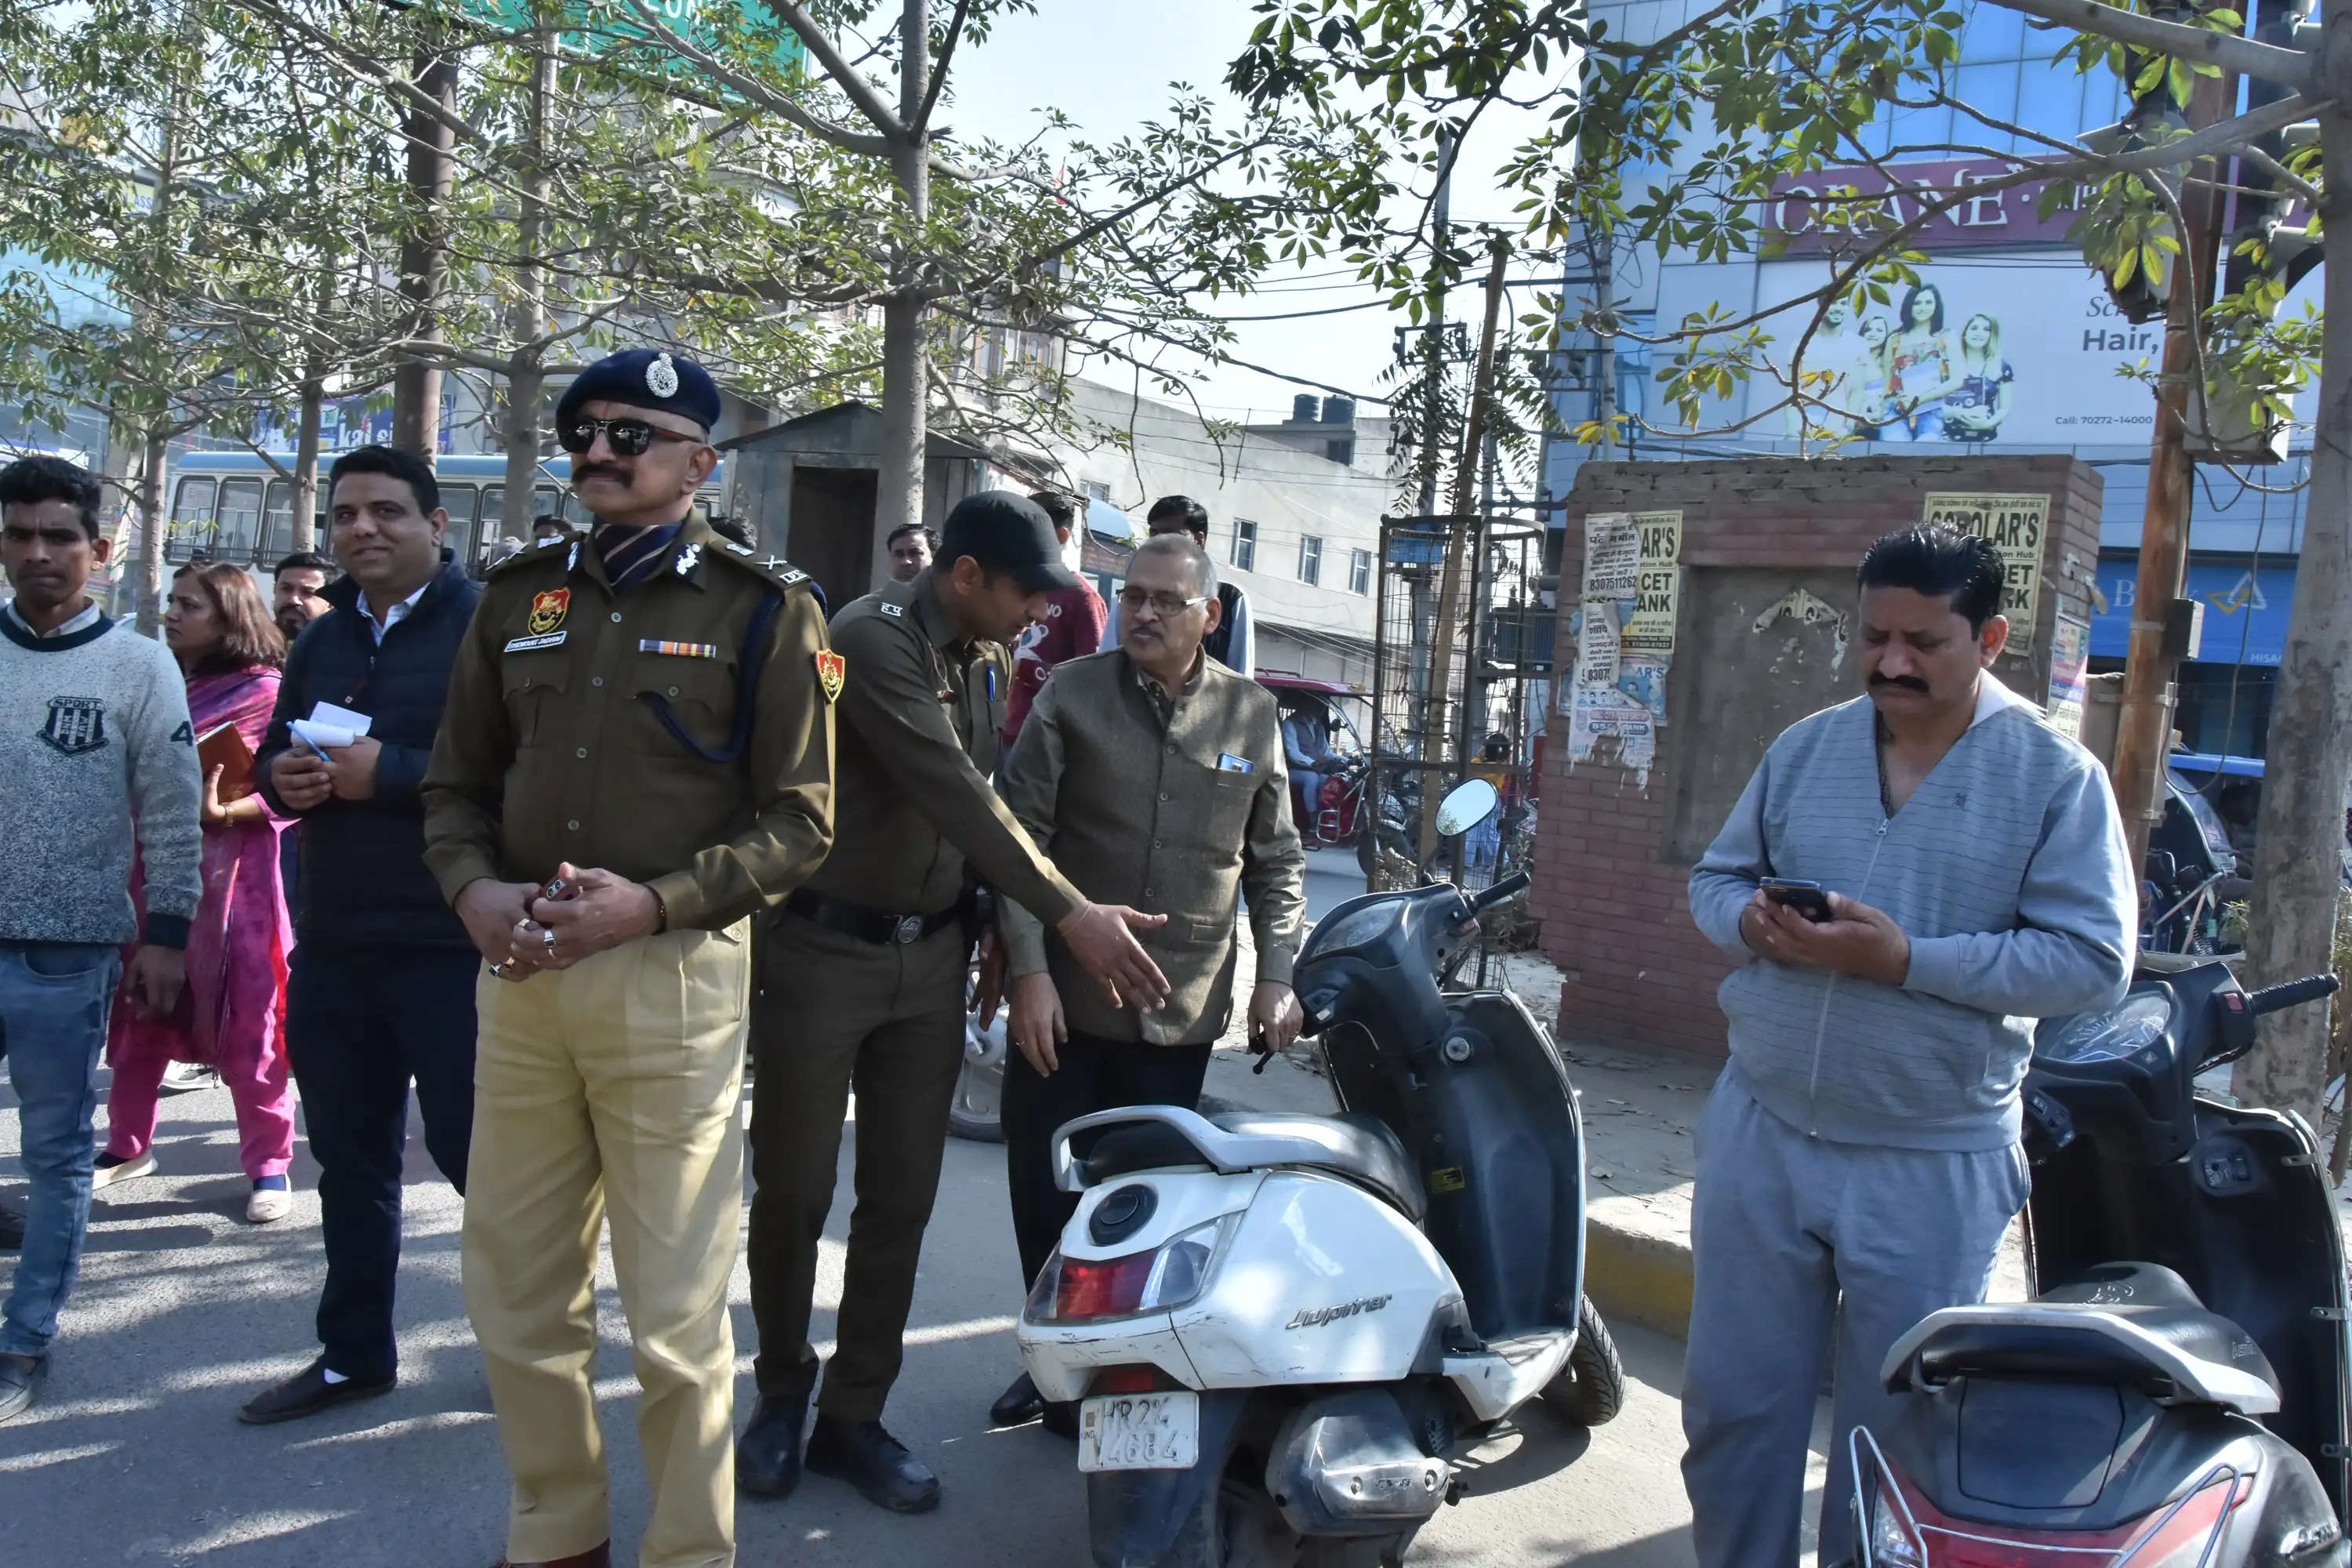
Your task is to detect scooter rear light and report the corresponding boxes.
[1025,1216,1236,1323]
[1090,1364,1175,1396]
[1864,1442,2248,1568]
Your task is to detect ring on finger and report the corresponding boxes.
[540,927,558,953]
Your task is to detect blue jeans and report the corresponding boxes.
[1,941,122,1358]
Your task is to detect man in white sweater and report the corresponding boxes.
[1681,524,2134,1567]
[0,456,201,1424]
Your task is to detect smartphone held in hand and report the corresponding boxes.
[1759,878,1835,923]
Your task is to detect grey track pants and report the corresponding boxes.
[1680,1072,2029,1568]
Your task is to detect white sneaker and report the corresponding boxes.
[159,1062,218,1094]
[90,1151,158,1189]
[246,1184,292,1224]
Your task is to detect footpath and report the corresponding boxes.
[1210,945,2032,1340]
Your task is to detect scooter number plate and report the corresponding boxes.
[1076,1392,1200,1472]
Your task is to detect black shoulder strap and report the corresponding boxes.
[637,589,786,764]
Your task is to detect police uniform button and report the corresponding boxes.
[1159,793,1170,802]
[576,748,588,759]
[668,685,680,697]
[567,819,580,831]
[592,676,604,688]
[610,611,622,623]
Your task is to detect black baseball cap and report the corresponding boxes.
[938,491,1082,593]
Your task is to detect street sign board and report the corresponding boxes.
[443,0,804,79]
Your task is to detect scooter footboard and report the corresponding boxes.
[1086,1389,1254,1568]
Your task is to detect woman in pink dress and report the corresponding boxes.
[94,562,298,1223]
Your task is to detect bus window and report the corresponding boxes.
[533,485,559,522]
[480,485,506,530]
[260,481,293,560]
[216,478,264,562]
[168,477,218,561]
[562,491,590,524]
[441,485,481,562]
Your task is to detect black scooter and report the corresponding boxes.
[1856,956,2348,1566]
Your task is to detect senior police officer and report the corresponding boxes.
[423,347,835,1568]
[736,491,1171,1515]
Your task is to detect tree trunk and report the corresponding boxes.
[292,367,323,554]
[394,40,456,460]
[2233,71,2352,1122]
[136,428,169,637]
[875,0,931,544]
[500,25,556,550]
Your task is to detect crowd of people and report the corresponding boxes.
[1,343,2141,1568]
[0,346,1312,1568]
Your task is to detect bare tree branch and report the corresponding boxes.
[762,0,909,137]
[1975,0,2315,93]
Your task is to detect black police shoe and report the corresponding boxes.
[989,1370,1044,1428]
[1041,1400,1079,1441]
[736,1395,808,1500]
[237,1357,394,1425]
[0,1200,22,1251]
[805,1414,942,1513]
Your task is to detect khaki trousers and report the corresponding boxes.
[463,924,750,1568]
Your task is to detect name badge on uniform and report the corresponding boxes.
[1216,753,1255,774]
[506,631,567,652]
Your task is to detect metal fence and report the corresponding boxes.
[1367,514,1553,900]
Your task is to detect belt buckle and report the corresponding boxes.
[892,914,924,945]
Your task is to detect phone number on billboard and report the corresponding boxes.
[2051,414,2154,426]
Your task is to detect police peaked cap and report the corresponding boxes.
[555,347,722,434]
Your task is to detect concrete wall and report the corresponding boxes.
[1053,379,1389,681]
[1530,452,2104,1058]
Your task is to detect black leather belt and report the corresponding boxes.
[785,888,964,946]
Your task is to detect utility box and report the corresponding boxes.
[1530,453,2106,1060]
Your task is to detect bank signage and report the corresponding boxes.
[1765,158,2080,255]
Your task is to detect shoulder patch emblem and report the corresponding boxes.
[673,541,702,578]
[815,650,846,703]
[40,695,107,756]
[880,601,905,618]
[528,588,570,636]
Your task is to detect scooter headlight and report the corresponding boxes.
[1025,1215,1236,1323]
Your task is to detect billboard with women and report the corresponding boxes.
[1748,252,2320,446]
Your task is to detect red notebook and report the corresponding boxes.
[196,722,256,803]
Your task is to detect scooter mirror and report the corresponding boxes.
[1435,778,1500,837]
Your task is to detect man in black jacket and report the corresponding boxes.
[238,445,485,1425]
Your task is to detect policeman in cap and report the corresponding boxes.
[423,346,836,1568]
[737,492,1170,1513]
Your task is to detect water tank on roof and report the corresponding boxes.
[1321,396,1356,426]
[1292,393,1321,423]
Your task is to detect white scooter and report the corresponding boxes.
[1017,781,1622,1568]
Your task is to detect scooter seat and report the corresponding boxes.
[1058,1105,1425,1223]
[1206,1112,1427,1224]
[1883,1261,2283,1414]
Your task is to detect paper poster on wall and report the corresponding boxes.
[1922,491,2049,630]
[2046,613,2089,740]
[1565,510,1684,782]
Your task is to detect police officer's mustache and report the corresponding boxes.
[574,462,630,485]
[1868,673,1931,694]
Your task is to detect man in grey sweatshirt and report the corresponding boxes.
[0,456,201,1424]
[1681,524,2134,1567]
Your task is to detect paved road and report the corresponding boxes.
[0,1063,1806,1568]
[1301,844,1367,924]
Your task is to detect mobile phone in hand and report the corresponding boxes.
[542,875,577,902]
[1760,878,1835,924]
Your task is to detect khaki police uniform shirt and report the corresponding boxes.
[422,513,835,931]
[810,569,1080,924]
[996,647,1306,1045]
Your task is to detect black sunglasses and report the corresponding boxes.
[557,416,704,458]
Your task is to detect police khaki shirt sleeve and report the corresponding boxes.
[421,574,517,898]
[829,608,1082,924]
[645,584,834,930]
[993,677,1069,979]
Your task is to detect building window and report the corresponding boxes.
[1083,481,1109,502]
[1298,534,1323,586]
[1349,548,1373,595]
[1232,518,1257,572]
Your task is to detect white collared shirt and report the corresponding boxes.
[1968,667,2034,728]
[2,597,102,638]
[355,580,430,645]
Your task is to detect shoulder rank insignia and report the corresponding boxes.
[779,568,808,586]
[880,601,905,618]
[725,542,754,557]
[565,539,582,573]
[538,532,566,549]
[527,588,570,636]
[815,650,846,703]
